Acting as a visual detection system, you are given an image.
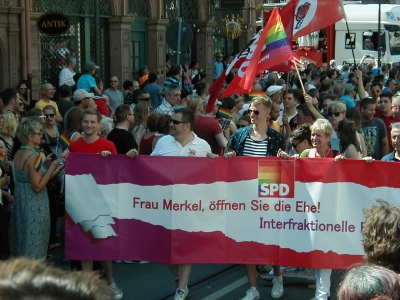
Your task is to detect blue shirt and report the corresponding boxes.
[144,83,162,109]
[340,95,356,109]
[381,151,400,162]
[213,61,224,80]
[77,74,96,93]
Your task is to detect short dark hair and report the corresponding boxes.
[122,80,133,90]
[223,97,236,110]
[1,88,18,106]
[148,73,157,83]
[307,88,318,99]
[59,84,72,98]
[380,92,393,102]
[371,81,383,90]
[360,97,376,109]
[320,79,332,91]
[193,82,207,97]
[174,107,195,131]
[169,65,181,76]
[135,89,149,101]
[296,103,316,121]
[115,104,131,123]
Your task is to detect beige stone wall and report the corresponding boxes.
[0,5,22,91]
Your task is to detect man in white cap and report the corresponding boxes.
[267,85,283,104]
[63,89,94,130]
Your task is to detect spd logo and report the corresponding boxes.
[258,160,295,198]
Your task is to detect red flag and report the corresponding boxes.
[281,0,345,40]
[221,8,292,98]
[280,0,297,41]
[206,35,261,113]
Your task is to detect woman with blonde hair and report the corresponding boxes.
[300,119,336,158]
[188,95,203,115]
[0,110,18,161]
[327,100,347,133]
[11,119,63,261]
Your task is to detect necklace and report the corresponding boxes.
[314,147,330,158]
[21,146,39,155]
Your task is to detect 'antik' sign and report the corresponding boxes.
[37,12,70,36]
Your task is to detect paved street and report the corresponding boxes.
[49,244,344,300]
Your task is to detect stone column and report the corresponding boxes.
[196,21,217,87]
[108,17,135,83]
[147,19,170,84]
[30,12,42,99]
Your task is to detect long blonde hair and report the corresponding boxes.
[0,111,18,136]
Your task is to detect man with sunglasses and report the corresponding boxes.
[213,53,224,81]
[224,96,286,300]
[35,83,63,123]
[370,81,383,102]
[104,76,124,111]
[151,108,213,300]
[132,90,151,109]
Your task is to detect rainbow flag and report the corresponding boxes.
[59,132,71,149]
[217,107,230,119]
[225,116,234,125]
[249,92,266,101]
[34,152,43,172]
[220,8,292,98]
[258,8,293,72]
[0,152,4,166]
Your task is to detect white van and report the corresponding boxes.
[335,4,400,66]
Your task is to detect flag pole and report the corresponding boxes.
[292,59,305,94]
[339,0,356,70]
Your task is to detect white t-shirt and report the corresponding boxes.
[151,133,211,157]
[59,67,76,86]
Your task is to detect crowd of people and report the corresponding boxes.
[0,51,400,300]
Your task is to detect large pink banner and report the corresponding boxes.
[65,153,398,269]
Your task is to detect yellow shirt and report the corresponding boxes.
[35,99,59,112]
[270,120,281,132]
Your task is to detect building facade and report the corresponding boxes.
[0,0,264,100]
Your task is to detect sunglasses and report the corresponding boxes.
[171,119,188,125]
[328,111,341,117]
[44,114,55,118]
[248,109,260,115]
[34,131,43,137]
[237,125,248,128]
[139,97,151,101]
[292,140,302,149]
